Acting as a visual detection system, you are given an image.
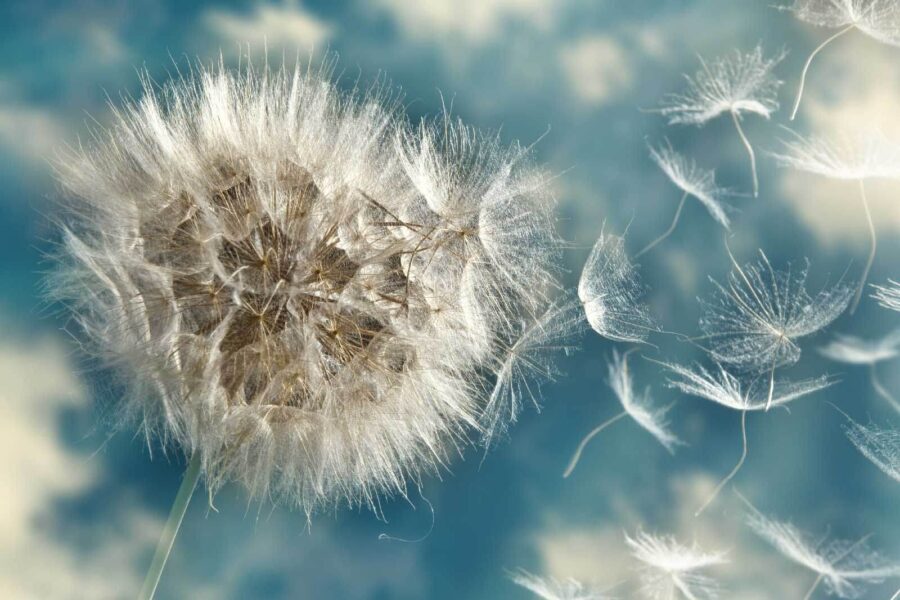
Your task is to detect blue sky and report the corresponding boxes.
[1,1,899,598]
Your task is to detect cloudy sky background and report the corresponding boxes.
[2,1,900,598]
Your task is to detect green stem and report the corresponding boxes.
[138,453,202,600]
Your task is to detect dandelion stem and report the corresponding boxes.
[731,110,758,198]
[138,452,202,600]
[562,410,628,478]
[802,573,825,600]
[696,410,748,517]
[890,588,900,600]
[851,178,876,314]
[790,25,855,121]
[635,191,689,258]
[869,363,900,414]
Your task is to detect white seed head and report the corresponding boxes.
[608,351,682,453]
[700,250,853,371]
[658,46,784,126]
[771,130,900,180]
[873,280,900,312]
[784,0,900,46]
[48,61,564,515]
[509,569,612,600]
[744,499,900,598]
[648,141,731,229]
[664,361,833,411]
[819,330,900,364]
[626,530,727,600]
[578,231,656,343]
[844,417,900,483]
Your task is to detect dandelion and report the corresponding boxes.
[579,231,656,343]
[563,350,682,478]
[658,46,784,197]
[626,530,727,600]
[665,361,832,514]
[509,569,612,600]
[49,60,564,597]
[771,130,900,311]
[782,0,900,119]
[843,417,900,483]
[819,330,900,412]
[873,279,900,312]
[636,142,731,258]
[700,246,852,410]
[741,494,900,599]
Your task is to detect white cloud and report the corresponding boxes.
[0,331,160,599]
[558,35,632,106]
[204,2,333,50]
[0,105,68,169]
[374,0,555,44]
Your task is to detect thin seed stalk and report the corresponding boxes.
[731,110,758,198]
[138,452,202,600]
[850,178,877,314]
[635,191,690,258]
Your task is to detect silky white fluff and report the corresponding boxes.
[648,141,731,229]
[664,362,833,411]
[578,231,656,343]
[772,130,900,180]
[49,61,565,515]
[700,250,853,372]
[873,280,900,312]
[626,530,727,600]
[509,569,612,600]
[844,417,900,483]
[784,0,900,46]
[819,330,900,364]
[744,500,900,598]
[657,46,783,126]
[608,351,682,452]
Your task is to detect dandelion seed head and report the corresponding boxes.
[844,418,900,483]
[772,130,900,180]
[578,232,656,343]
[664,361,833,411]
[509,569,612,600]
[658,46,784,126]
[626,530,726,600]
[608,351,682,452]
[873,280,900,312]
[648,142,731,229]
[819,330,900,364]
[745,501,900,598]
[785,0,900,47]
[49,60,563,515]
[700,250,853,371]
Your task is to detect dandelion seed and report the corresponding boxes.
[564,350,682,478]
[873,280,900,312]
[626,530,727,600]
[843,417,900,483]
[819,330,900,412]
[49,59,564,596]
[772,130,900,311]
[700,247,852,410]
[741,494,900,599]
[636,142,731,258]
[658,46,784,197]
[783,0,900,119]
[484,300,581,449]
[509,569,612,600]
[665,361,832,515]
[579,231,656,343]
